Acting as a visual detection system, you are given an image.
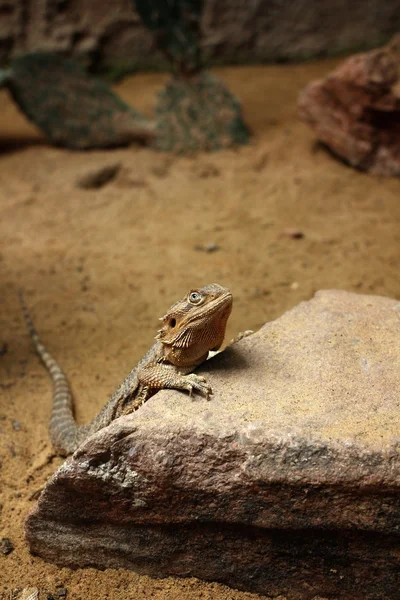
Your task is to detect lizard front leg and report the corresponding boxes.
[117,365,211,418]
[137,362,212,400]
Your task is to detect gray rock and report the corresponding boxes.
[25,291,400,600]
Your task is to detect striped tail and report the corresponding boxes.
[19,293,78,455]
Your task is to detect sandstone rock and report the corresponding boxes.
[299,36,400,176]
[25,291,400,600]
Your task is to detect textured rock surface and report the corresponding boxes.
[2,1,400,69]
[299,36,400,176]
[25,291,400,600]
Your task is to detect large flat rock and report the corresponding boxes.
[25,291,400,600]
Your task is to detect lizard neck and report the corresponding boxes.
[163,343,209,368]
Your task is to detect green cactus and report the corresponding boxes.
[133,0,250,152]
[1,2,249,153]
[154,71,250,152]
[7,53,155,149]
[132,0,203,76]
[0,69,9,88]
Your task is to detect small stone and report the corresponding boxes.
[1,537,14,555]
[76,162,121,189]
[194,164,220,178]
[20,589,39,600]
[54,588,67,598]
[253,153,268,171]
[281,228,304,239]
[194,242,220,253]
[12,420,21,431]
[204,242,220,253]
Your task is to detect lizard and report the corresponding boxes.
[20,284,233,456]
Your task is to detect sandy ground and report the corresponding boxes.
[1,60,400,600]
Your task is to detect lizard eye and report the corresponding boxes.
[169,318,176,328]
[188,291,203,305]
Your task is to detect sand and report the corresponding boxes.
[1,59,400,600]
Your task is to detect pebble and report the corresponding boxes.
[1,537,14,555]
[76,162,121,189]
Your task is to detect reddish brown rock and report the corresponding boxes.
[25,291,400,600]
[299,36,400,175]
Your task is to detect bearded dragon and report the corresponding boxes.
[21,284,232,456]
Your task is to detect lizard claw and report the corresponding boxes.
[184,373,213,400]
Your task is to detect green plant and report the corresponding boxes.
[132,0,203,76]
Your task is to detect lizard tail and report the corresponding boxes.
[19,293,78,455]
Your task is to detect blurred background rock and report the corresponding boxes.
[2,0,400,77]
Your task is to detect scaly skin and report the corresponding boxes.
[20,284,232,455]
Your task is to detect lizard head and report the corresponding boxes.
[155,284,233,353]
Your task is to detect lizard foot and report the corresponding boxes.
[183,373,213,400]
